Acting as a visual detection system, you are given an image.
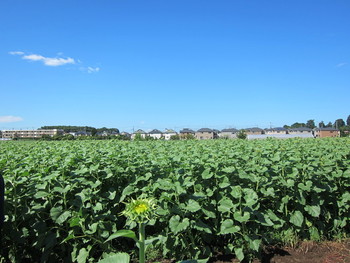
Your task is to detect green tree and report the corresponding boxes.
[334,119,345,128]
[237,130,247,139]
[306,119,316,129]
[326,122,333,128]
[184,134,195,140]
[134,133,143,141]
[170,135,180,140]
[347,115,350,126]
[291,122,306,128]
[318,121,325,128]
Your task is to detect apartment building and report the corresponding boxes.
[1,129,63,139]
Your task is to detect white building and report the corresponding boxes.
[148,129,163,139]
[1,129,63,139]
[163,129,177,140]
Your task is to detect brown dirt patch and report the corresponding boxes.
[208,240,350,263]
[152,240,350,263]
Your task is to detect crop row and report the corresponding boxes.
[0,138,349,262]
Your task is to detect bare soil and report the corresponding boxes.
[154,240,350,263]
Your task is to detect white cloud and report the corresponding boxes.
[9,51,24,55]
[9,51,98,71]
[22,53,75,66]
[0,116,23,123]
[336,62,347,68]
[23,54,45,61]
[87,67,100,73]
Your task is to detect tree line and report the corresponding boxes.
[283,115,350,136]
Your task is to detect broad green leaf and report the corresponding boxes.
[234,247,244,262]
[249,238,261,251]
[85,222,98,234]
[98,253,130,263]
[120,185,134,201]
[77,248,89,263]
[220,219,240,234]
[202,207,216,218]
[218,198,233,213]
[243,188,258,207]
[50,206,63,221]
[56,211,71,224]
[193,219,212,234]
[230,186,242,199]
[201,169,213,179]
[233,211,250,223]
[93,202,103,212]
[184,200,201,212]
[34,191,49,198]
[305,205,320,217]
[105,230,138,242]
[290,210,304,227]
[169,215,190,234]
[298,181,312,191]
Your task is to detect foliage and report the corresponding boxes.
[170,135,181,140]
[334,119,346,128]
[236,130,247,139]
[0,139,350,262]
[290,122,306,128]
[306,120,316,129]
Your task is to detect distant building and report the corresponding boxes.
[148,129,163,139]
[131,129,147,140]
[288,127,313,135]
[245,128,263,135]
[120,132,131,138]
[220,128,238,139]
[163,129,177,140]
[265,127,288,135]
[247,133,314,140]
[314,128,340,138]
[195,128,218,140]
[1,129,63,139]
[179,128,195,139]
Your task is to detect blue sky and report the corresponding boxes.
[1,0,349,132]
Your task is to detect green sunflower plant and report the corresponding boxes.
[104,198,157,263]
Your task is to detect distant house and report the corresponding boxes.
[220,128,238,139]
[195,128,218,140]
[131,129,147,140]
[76,131,92,136]
[244,128,263,135]
[148,129,163,139]
[213,129,221,137]
[265,127,288,135]
[120,131,131,138]
[179,128,195,139]
[163,129,177,140]
[96,131,109,136]
[288,127,313,135]
[314,128,340,138]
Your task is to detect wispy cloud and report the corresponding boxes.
[0,115,23,123]
[80,66,101,73]
[336,62,347,68]
[87,67,100,73]
[9,51,24,55]
[9,51,99,72]
[22,54,75,66]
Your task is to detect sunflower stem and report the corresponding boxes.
[139,222,146,263]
